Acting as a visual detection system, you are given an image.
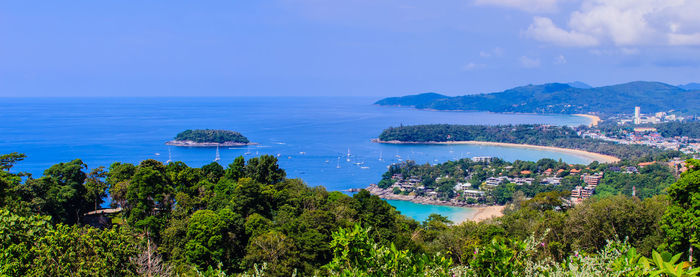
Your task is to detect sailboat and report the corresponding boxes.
[166,147,172,164]
[336,157,341,169]
[214,146,221,162]
[379,151,383,161]
[346,148,351,162]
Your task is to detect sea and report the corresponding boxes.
[0,97,591,222]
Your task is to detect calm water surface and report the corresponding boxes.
[0,97,590,222]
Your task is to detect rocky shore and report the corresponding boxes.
[165,140,258,147]
[366,184,472,207]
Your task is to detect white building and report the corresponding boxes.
[462,190,485,198]
[471,156,494,163]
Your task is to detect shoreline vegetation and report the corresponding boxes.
[366,184,505,222]
[166,129,255,147]
[373,139,620,163]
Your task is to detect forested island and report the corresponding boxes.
[166,129,253,146]
[376,81,700,114]
[2,152,700,276]
[377,124,683,161]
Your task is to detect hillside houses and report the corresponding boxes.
[571,172,604,203]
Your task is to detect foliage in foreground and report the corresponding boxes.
[0,152,699,276]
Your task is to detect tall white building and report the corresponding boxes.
[634,106,641,124]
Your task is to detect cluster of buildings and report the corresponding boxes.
[390,174,423,192]
[617,106,686,125]
[483,176,535,187]
[581,120,700,154]
[571,172,604,203]
[388,153,689,204]
[471,156,495,163]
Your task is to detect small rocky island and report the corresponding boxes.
[166,129,255,147]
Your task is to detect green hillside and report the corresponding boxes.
[376,81,700,114]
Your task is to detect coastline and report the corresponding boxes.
[366,184,505,222]
[373,139,620,163]
[367,184,472,207]
[468,205,506,223]
[574,114,601,127]
[165,140,258,147]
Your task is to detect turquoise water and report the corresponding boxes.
[0,97,590,221]
[385,200,477,223]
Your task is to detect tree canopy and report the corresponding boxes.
[173,129,250,144]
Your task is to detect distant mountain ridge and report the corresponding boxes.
[679,82,700,90]
[567,81,592,89]
[375,81,700,114]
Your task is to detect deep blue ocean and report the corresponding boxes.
[0,97,590,222]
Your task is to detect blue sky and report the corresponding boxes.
[1,0,699,97]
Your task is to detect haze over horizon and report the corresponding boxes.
[2,1,699,97]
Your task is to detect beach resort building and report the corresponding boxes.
[471,156,494,163]
[582,172,603,187]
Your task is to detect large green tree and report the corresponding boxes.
[0,153,29,213]
[28,159,91,224]
[661,159,700,261]
[245,155,286,184]
[84,166,108,210]
[184,209,241,269]
[124,159,173,234]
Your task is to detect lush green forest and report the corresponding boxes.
[375,81,700,114]
[173,129,250,144]
[378,124,683,161]
[2,152,700,276]
[651,121,700,139]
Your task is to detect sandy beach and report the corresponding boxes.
[375,140,620,163]
[466,205,505,223]
[367,184,506,223]
[574,114,601,126]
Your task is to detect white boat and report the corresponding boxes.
[214,146,221,162]
[336,157,341,168]
[379,151,383,161]
[346,148,351,162]
[360,166,370,169]
[166,148,172,164]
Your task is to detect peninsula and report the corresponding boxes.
[375,124,683,161]
[165,129,255,147]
